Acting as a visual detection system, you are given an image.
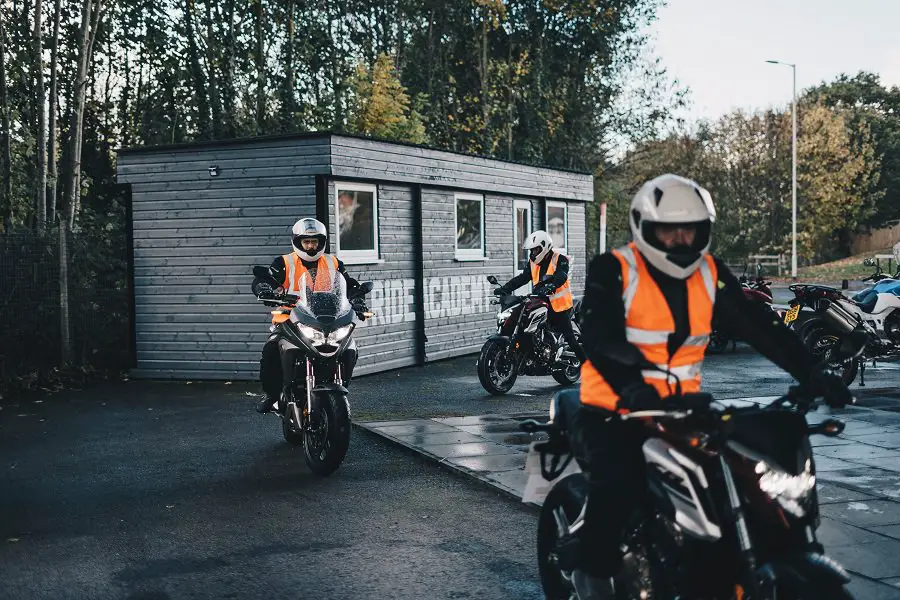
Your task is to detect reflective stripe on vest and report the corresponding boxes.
[580,243,717,409]
[281,254,338,294]
[530,251,574,312]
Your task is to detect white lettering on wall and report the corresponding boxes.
[359,274,493,327]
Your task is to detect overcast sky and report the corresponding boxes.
[650,0,900,123]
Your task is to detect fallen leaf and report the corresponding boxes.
[224,381,232,385]
[166,505,175,509]
[7,538,19,543]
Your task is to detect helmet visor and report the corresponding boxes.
[641,220,711,266]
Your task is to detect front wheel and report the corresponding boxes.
[537,474,592,600]
[477,339,519,395]
[303,392,351,476]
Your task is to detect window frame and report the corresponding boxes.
[334,181,380,265]
[513,200,532,275]
[454,192,487,261]
[545,200,568,255]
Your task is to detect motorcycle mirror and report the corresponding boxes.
[253,265,273,279]
[863,258,874,267]
[487,275,499,285]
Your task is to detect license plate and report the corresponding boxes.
[521,442,582,505]
[784,304,801,324]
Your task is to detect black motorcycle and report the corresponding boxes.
[251,266,373,476]
[521,345,860,600]
[476,274,581,395]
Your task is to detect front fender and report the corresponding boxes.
[759,553,850,590]
[487,334,511,346]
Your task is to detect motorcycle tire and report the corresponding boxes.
[303,391,351,476]
[477,339,518,395]
[802,322,860,386]
[706,330,729,355]
[551,365,580,386]
[537,474,594,600]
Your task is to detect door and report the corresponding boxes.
[513,201,532,294]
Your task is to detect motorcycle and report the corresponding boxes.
[251,265,373,476]
[784,258,900,386]
[708,264,776,354]
[521,346,859,600]
[476,274,582,395]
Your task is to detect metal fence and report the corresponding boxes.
[0,228,131,395]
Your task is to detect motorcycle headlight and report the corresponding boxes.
[297,324,327,346]
[328,324,353,344]
[755,459,816,517]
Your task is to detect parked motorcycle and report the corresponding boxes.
[708,264,776,354]
[785,259,900,386]
[476,275,581,395]
[521,347,859,600]
[251,265,373,476]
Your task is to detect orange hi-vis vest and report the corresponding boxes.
[532,250,574,312]
[580,243,717,410]
[272,254,339,324]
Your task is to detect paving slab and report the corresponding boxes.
[357,394,900,596]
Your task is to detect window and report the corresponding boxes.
[545,201,567,254]
[335,182,379,264]
[455,193,485,260]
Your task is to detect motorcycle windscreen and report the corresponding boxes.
[727,411,811,475]
[290,271,353,324]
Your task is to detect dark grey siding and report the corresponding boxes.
[326,180,418,376]
[118,138,328,379]
[330,135,593,202]
[418,189,513,361]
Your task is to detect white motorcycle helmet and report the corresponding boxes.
[523,230,554,266]
[291,218,328,262]
[630,174,716,279]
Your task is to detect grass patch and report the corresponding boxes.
[773,248,896,282]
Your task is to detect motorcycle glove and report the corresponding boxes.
[617,382,662,412]
[493,287,506,296]
[807,368,855,409]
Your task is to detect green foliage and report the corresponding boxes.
[347,54,428,144]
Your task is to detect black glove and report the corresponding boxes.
[618,382,662,412]
[351,297,369,320]
[493,287,506,296]
[807,368,855,409]
[533,283,552,297]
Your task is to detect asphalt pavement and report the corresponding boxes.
[0,382,543,600]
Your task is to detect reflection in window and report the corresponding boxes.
[335,183,379,263]
[456,194,485,259]
[546,202,567,252]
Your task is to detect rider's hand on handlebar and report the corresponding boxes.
[493,287,505,296]
[618,382,662,412]
[807,368,855,409]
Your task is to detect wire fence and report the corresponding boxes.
[0,227,131,396]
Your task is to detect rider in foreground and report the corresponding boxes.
[559,173,853,579]
[255,218,367,414]
[494,230,586,364]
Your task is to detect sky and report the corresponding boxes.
[650,0,900,124]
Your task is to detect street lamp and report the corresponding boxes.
[766,59,797,278]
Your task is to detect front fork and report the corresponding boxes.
[289,357,316,432]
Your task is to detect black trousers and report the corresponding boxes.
[547,308,587,363]
[567,407,649,578]
[259,336,358,401]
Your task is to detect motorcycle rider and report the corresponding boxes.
[493,230,587,364]
[255,218,368,414]
[557,173,854,581]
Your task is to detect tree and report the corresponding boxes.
[347,53,427,144]
[63,0,105,229]
[46,0,62,227]
[33,0,47,230]
[0,7,12,229]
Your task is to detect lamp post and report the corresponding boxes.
[766,59,797,278]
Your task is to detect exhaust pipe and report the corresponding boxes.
[822,300,860,335]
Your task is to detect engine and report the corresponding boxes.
[533,329,557,365]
